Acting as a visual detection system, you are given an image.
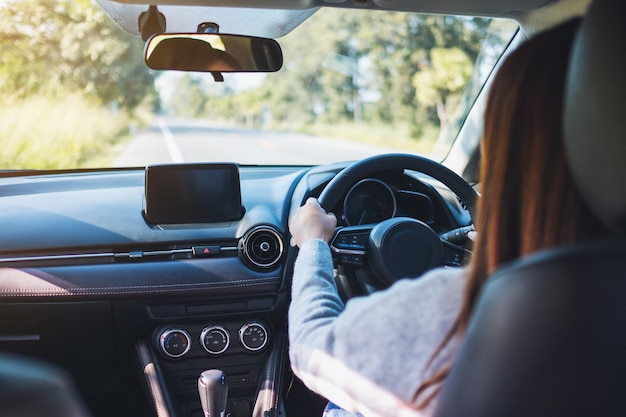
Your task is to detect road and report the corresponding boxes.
[112,117,400,167]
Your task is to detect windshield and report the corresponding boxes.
[0,1,518,169]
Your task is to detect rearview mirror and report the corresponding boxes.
[144,33,283,73]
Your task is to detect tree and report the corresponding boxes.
[0,0,156,111]
[413,47,473,133]
[168,74,207,118]
[177,8,497,143]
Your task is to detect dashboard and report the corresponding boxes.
[0,160,471,417]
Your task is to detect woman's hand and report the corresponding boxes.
[289,198,337,248]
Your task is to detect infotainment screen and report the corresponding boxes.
[144,163,244,224]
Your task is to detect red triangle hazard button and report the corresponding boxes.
[192,245,221,257]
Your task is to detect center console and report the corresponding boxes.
[136,317,287,417]
[134,163,290,417]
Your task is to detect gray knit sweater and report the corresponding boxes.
[288,239,466,417]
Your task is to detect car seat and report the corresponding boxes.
[433,0,626,415]
[0,352,91,416]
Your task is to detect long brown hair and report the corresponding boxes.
[414,17,610,408]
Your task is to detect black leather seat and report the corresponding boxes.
[434,240,626,416]
[434,0,626,415]
[0,352,91,416]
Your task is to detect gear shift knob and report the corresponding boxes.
[198,369,228,417]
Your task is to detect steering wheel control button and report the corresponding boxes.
[200,325,230,355]
[339,254,364,266]
[159,328,192,358]
[332,228,370,253]
[192,245,221,257]
[335,233,368,250]
[238,322,269,352]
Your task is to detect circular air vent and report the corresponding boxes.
[240,226,284,270]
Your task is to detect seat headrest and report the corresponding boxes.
[563,0,626,233]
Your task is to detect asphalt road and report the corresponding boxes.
[112,117,400,167]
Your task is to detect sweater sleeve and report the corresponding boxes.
[288,239,345,358]
[288,239,466,417]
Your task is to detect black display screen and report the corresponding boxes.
[144,163,243,224]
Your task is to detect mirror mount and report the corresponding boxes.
[138,5,166,42]
[198,22,220,34]
[197,22,223,81]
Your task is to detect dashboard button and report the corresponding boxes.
[192,245,221,257]
[159,328,191,358]
[200,325,230,355]
[238,322,269,352]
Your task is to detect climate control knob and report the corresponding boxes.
[159,328,192,358]
[238,322,269,351]
[200,325,230,355]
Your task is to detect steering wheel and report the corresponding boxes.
[318,153,477,290]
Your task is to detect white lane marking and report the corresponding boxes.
[157,118,184,163]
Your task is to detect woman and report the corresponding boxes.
[288,17,609,417]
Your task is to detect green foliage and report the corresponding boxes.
[0,0,158,169]
[413,47,473,131]
[300,121,440,156]
[168,74,208,118]
[175,9,503,150]
[0,94,132,169]
[0,0,157,110]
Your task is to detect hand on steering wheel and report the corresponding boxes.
[289,197,337,248]
[315,153,477,290]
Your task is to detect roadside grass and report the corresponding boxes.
[0,94,135,170]
[296,121,444,159]
[0,97,447,170]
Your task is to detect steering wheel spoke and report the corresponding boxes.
[317,153,477,290]
[441,239,472,267]
[330,225,374,268]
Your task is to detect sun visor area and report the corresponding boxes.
[374,0,554,16]
[96,0,318,38]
